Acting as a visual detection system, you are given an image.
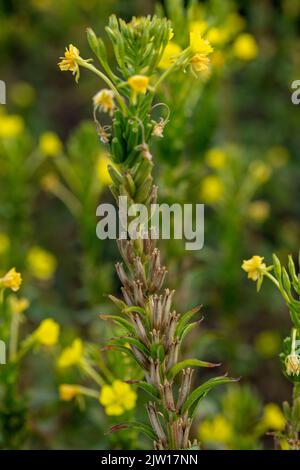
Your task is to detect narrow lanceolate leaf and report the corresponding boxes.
[181,375,238,417]
[99,314,136,335]
[175,305,203,338]
[123,305,146,316]
[107,421,157,442]
[167,359,221,380]
[126,380,160,400]
[101,344,142,367]
[178,321,200,341]
[108,336,150,356]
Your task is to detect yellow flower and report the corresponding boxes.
[200,175,224,204]
[205,147,227,169]
[199,415,233,445]
[261,404,286,431]
[189,20,209,36]
[0,233,10,255]
[242,255,266,281]
[158,42,182,70]
[97,153,112,186]
[27,246,57,281]
[168,28,174,41]
[0,114,24,138]
[58,44,81,82]
[247,201,270,223]
[224,13,245,38]
[128,75,150,95]
[285,354,300,376]
[189,32,213,75]
[59,384,80,401]
[233,33,258,61]
[9,296,30,314]
[249,161,272,183]
[39,132,62,157]
[57,339,83,368]
[93,89,115,115]
[189,31,213,55]
[206,27,228,46]
[255,330,281,358]
[34,318,60,346]
[190,53,211,73]
[0,268,22,292]
[99,380,137,416]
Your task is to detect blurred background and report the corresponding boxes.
[0,0,300,450]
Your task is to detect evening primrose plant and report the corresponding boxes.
[0,267,60,448]
[243,253,300,449]
[58,14,235,450]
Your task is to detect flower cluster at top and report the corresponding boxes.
[58,16,214,85]
[58,15,214,166]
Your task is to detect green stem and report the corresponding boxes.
[80,358,105,386]
[9,312,20,361]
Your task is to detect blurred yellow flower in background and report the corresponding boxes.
[9,296,30,314]
[39,131,62,157]
[58,339,83,368]
[200,175,224,203]
[206,27,228,46]
[242,255,266,281]
[224,13,245,37]
[27,246,57,281]
[99,380,137,416]
[254,330,281,357]
[233,33,258,61]
[0,268,22,292]
[0,114,24,138]
[34,318,60,346]
[189,21,208,36]
[158,42,182,69]
[97,153,112,186]
[0,233,10,255]
[261,403,286,431]
[128,75,149,94]
[59,384,80,401]
[205,147,227,169]
[247,200,270,223]
[249,161,272,183]
[199,415,233,445]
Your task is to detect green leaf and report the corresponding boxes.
[108,336,149,356]
[178,321,199,341]
[175,305,202,338]
[123,306,146,316]
[107,421,157,441]
[99,314,135,335]
[181,375,238,417]
[167,359,221,380]
[129,381,160,400]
